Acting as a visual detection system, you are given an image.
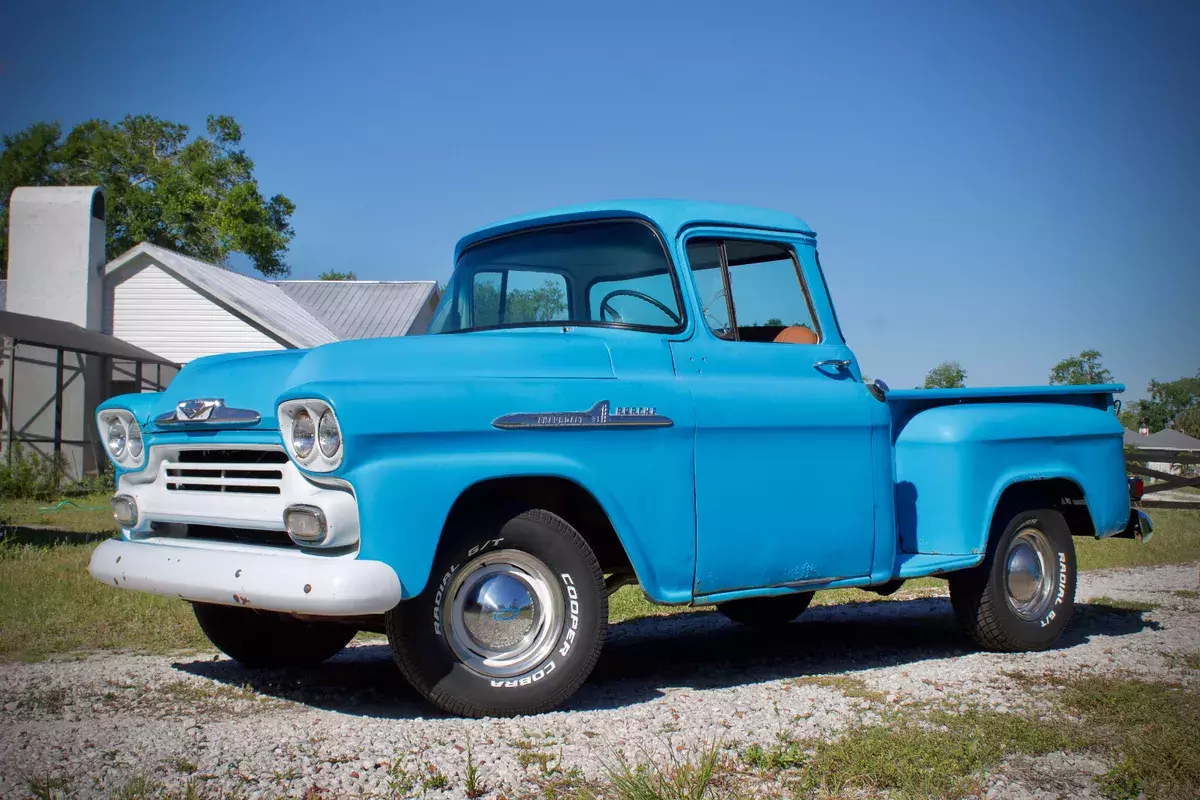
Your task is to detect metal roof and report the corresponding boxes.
[0,279,6,311]
[456,199,816,258]
[0,309,176,365]
[274,280,438,339]
[1127,428,1200,451]
[106,244,339,348]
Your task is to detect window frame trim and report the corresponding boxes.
[439,217,689,336]
[684,235,824,345]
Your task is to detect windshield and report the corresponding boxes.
[427,220,685,334]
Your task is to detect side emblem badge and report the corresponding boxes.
[492,401,673,430]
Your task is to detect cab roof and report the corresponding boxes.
[454,199,815,259]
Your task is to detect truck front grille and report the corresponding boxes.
[164,448,288,495]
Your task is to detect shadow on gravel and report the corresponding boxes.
[173,596,1158,718]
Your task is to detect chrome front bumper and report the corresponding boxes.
[89,538,403,615]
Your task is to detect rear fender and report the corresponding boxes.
[895,403,1129,558]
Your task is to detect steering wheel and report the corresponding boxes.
[598,289,681,326]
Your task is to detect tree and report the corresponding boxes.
[0,114,295,277]
[1048,350,1113,386]
[1174,405,1200,440]
[471,278,567,325]
[923,361,966,389]
[1126,372,1200,433]
[318,270,357,281]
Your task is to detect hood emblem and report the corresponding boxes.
[177,398,223,421]
[155,398,261,427]
[493,401,673,430]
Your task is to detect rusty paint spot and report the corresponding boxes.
[232,594,251,606]
[304,584,312,594]
[235,569,242,578]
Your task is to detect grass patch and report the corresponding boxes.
[786,675,886,703]
[596,739,743,800]
[788,707,1081,800]
[1173,589,1199,599]
[1053,675,1200,800]
[1087,596,1158,613]
[1076,509,1200,570]
[2,494,118,535]
[0,539,206,661]
[1163,652,1200,671]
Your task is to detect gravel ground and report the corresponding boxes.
[1,562,1198,799]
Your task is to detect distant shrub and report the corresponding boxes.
[0,445,68,500]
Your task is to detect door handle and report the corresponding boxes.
[814,359,852,371]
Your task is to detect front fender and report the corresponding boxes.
[895,403,1128,556]
[343,432,696,602]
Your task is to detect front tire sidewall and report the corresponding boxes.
[388,510,605,716]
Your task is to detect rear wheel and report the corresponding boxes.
[949,507,1076,651]
[717,591,814,628]
[386,508,606,717]
[192,603,356,667]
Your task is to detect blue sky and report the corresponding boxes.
[2,1,1197,397]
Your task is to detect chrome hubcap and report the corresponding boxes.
[1004,528,1057,621]
[443,550,563,678]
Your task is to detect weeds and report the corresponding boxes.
[599,739,734,800]
[1088,596,1158,613]
[786,675,885,703]
[27,774,72,800]
[421,763,449,790]
[464,733,488,799]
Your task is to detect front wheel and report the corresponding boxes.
[192,603,356,667]
[386,508,607,717]
[717,591,814,628]
[949,507,1076,651]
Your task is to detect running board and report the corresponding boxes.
[894,552,983,579]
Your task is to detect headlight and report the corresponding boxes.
[293,409,316,458]
[97,409,146,469]
[318,410,341,458]
[106,418,127,457]
[278,399,343,472]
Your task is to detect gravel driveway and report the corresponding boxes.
[2,562,1197,799]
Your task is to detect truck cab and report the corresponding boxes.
[90,200,1148,717]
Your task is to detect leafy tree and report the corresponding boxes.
[1048,350,1113,386]
[1125,372,1200,433]
[764,317,784,326]
[0,114,295,277]
[471,278,567,326]
[1174,405,1200,440]
[923,360,967,389]
[318,270,357,281]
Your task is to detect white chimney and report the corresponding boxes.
[6,186,107,328]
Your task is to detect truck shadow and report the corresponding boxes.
[172,596,1158,719]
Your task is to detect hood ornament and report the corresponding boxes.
[155,398,261,427]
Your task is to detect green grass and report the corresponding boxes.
[1054,675,1200,800]
[1087,596,1159,613]
[2,499,1197,662]
[789,707,1082,800]
[1076,509,1200,570]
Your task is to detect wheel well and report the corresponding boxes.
[992,478,1095,538]
[441,476,634,576]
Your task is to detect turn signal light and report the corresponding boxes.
[1128,477,1144,502]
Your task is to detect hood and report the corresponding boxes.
[147,331,615,430]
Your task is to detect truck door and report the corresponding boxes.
[669,230,890,598]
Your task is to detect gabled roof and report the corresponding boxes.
[106,243,339,349]
[274,280,438,339]
[1130,427,1200,452]
[456,199,816,258]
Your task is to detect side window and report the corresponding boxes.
[472,270,569,327]
[685,238,820,344]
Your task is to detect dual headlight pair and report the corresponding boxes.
[278,399,343,472]
[98,409,145,469]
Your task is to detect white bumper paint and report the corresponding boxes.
[89,538,403,615]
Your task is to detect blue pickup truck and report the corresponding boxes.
[90,200,1151,717]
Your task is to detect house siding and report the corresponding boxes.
[106,264,287,364]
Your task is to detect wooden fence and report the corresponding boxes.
[1125,448,1200,511]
